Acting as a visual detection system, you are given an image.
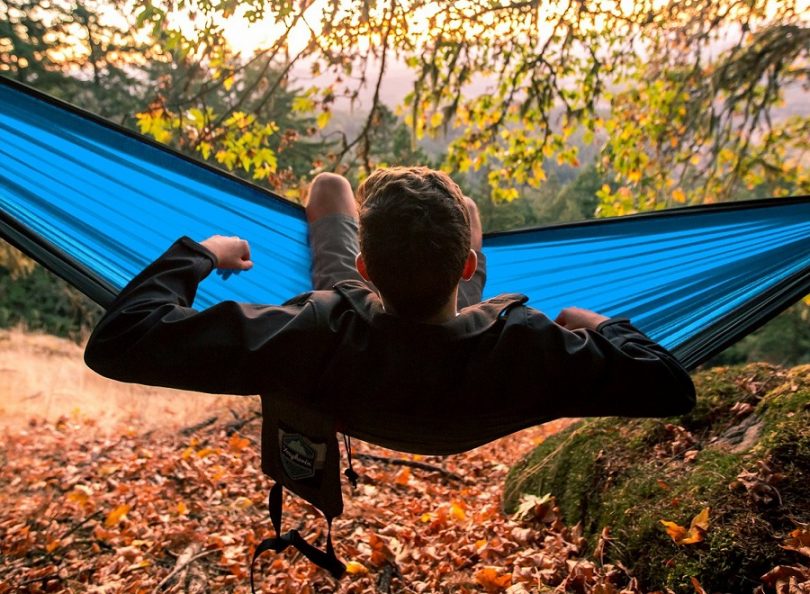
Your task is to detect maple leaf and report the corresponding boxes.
[660,507,710,545]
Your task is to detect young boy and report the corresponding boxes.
[85,166,695,454]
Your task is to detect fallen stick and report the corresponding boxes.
[224,411,261,435]
[154,545,216,592]
[59,510,103,541]
[354,453,465,482]
[180,416,218,436]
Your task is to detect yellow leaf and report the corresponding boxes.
[198,142,212,160]
[135,112,152,135]
[232,496,253,509]
[292,96,315,113]
[223,75,235,91]
[317,111,331,129]
[672,188,686,203]
[430,111,443,128]
[67,485,92,505]
[660,507,709,545]
[46,539,61,553]
[475,566,511,590]
[176,501,188,515]
[450,501,466,521]
[660,520,688,542]
[690,507,710,532]
[196,447,217,458]
[345,561,369,575]
[105,504,131,527]
[228,433,250,452]
[531,162,546,183]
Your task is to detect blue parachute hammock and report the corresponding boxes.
[1,75,808,370]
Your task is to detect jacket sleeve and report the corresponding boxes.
[517,312,696,418]
[84,237,307,395]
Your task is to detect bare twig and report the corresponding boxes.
[225,411,261,435]
[59,510,103,541]
[155,545,216,592]
[180,416,218,436]
[354,453,465,482]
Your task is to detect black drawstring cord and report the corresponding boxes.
[342,434,359,488]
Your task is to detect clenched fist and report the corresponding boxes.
[200,235,253,271]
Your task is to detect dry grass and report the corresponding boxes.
[0,329,255,434]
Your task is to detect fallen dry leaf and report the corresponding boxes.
[782,526,810,559]
[104,503,130,528]
[344,560,369,575]
[660,507,710,545]
[760,565,810,594]
[475,566,512,592]
[690,576,708,594]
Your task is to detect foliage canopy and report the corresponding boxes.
[3,0,808,209]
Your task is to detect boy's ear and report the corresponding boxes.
[356,253,372,282]
[461,249,478,281]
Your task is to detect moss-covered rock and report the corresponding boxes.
[503,363,810,593]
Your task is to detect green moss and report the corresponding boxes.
[504,364,810,593]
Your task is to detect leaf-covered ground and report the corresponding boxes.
[1,378,808,594]
[0,405,580,594]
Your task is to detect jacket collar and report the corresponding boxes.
[332,280,528,340]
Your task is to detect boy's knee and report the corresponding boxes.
[306,173,357,222]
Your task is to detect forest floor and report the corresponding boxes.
[0,330,804,594]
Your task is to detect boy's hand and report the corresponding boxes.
[200,235,253,271]
[555,307,609,331]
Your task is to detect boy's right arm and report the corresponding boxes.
[84,237,311,396]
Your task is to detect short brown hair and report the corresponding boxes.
[357,167,471,320]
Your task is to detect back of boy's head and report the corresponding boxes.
[357,167,471,321]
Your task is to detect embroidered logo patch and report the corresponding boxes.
[280,432,317,480]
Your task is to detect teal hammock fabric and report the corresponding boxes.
[1,75,809,369]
